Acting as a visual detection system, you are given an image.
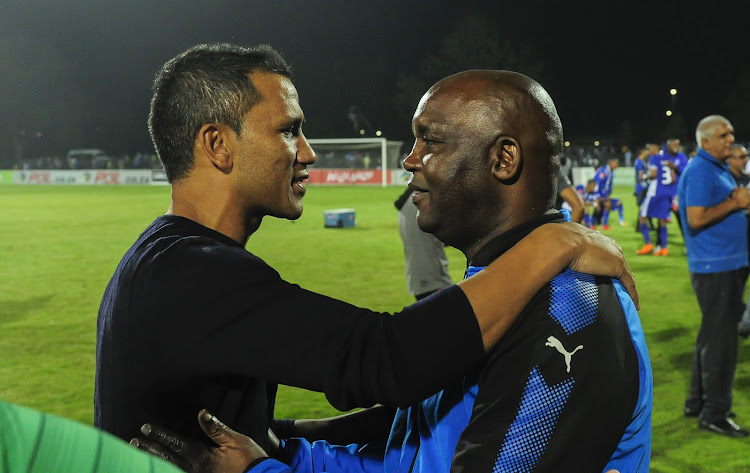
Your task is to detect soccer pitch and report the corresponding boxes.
[2,183,749,472]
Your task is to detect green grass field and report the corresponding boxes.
[2,183,750,472]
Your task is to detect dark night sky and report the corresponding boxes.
[0,0,745,161]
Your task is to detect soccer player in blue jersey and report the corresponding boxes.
[135,70,651,473]
[662,139,689,245]
[633,146,652,229]
[582,178,625,230]
[593,158,623,230]
[633,147,650,204]
[581,179,601,229]
[636,142,683,256]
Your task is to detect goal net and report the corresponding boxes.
[307,138,406,187]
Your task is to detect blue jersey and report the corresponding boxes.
[634,158,649,194]
[662,146,688,196]
[671,151,688,185]
[593,165,614,198]
[260,214,653,473]
[647,150,681,199]
[582,191,600,206]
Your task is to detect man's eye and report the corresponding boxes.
[283,125,300,137]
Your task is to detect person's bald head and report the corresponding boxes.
[419,70,563,174]
[403,69,564,257]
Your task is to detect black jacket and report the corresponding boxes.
[95,215,482,448]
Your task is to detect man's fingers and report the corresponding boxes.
[130,437,193,472]
[603,236,639,310]
[564,224,639,310]
[141,423,190,455]
[130,437,174,460]
[197,408,271,466]
[198,409,234,447]
[268,427,281,452]
[603,237,640,310]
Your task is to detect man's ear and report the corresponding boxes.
[489,136,521,182]
[196,123,233,173]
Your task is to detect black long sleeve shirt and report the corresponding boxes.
[94,215,483,448]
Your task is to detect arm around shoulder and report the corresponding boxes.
[458,222,637,351]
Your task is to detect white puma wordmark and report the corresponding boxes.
[545,336,583,373]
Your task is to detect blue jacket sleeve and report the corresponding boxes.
[249,438,386,473]
[602,280,653,473]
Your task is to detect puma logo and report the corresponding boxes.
[545,336,583,373]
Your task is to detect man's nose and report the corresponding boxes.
[402,143,420,171]
[297,133,316,165]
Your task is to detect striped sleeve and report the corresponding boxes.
[1,398,185,473]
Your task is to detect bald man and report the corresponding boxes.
[135,70,651,473]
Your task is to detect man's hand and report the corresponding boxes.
[130,409,268,473]
[459,220,639,352]
[732,187,750,209]
[557,222,639,310]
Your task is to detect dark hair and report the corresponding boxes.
[148,43,292,182]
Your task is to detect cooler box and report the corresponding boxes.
[324,208,356,228]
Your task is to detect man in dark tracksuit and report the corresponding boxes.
[401,70,648,473]
[133,70,650,473]
[449,215,650,473]
[267,227,649,473]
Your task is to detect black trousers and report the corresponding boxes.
[686,268,746,421]
[635,188,647,207]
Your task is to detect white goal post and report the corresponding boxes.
[307,138,405,187]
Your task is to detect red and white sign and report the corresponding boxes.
[26,171,51,184]
[93,171,120,184]
[13,169,156,185]
[12,168,405,186]
[308,169,390,185]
